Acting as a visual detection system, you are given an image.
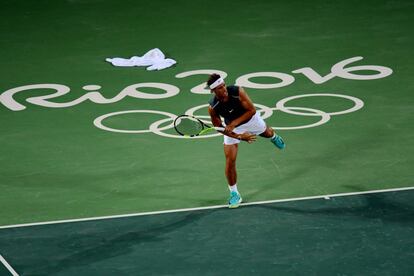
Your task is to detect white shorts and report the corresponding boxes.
[223,111,267,145]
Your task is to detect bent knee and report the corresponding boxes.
[260,127,274,138]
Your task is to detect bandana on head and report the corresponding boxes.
[209,78,224,89]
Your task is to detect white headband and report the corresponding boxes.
[209,78,224,89]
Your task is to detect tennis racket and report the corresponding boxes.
[173,115,224,137]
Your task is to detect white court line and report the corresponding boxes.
[0,254,19,276]
[0,186,413,230]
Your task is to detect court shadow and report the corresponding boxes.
[252,190,414,226]
[22,209,219,275]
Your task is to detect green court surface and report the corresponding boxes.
[0,190,413,275]
[1,0,413,274]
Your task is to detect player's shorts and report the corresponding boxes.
[223,111,267,145]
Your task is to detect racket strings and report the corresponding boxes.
[174,117,204,136]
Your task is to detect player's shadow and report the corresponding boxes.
[253,187,414,226]
[21,209,219,275]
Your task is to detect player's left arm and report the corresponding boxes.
[224,87,256,133]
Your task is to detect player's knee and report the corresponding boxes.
[260,127,274,138]
[226,157,236,164]
[225,157,236,167]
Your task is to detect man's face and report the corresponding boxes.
[212,83,228,101]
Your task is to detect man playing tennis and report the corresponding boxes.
[207,73,285,208]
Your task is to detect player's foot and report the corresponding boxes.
[228,191,242,208]
[271,135,285,149]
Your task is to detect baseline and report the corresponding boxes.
[0,186,413,230]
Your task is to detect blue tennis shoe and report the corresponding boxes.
[271,135,285,149]
[228,191,242,208]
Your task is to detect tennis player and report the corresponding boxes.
[207,73,285,208]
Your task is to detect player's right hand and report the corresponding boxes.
[240,132,256,143]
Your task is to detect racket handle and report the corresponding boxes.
[213,127,225,131]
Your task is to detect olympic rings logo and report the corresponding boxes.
[1,56,389,138]
[93,93,364,139]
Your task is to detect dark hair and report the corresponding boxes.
[207,73,221,86]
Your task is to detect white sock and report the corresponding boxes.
[229,184,238,193]
[271,133,276,139]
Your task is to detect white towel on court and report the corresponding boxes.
[105,48,177,71]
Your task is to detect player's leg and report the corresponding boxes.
[259,126,285,149]
[224,143,242,208]
[245,112,285,149]
[224,143,238,185]
[259,126,274,138]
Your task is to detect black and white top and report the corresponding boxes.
[208,85,248,126]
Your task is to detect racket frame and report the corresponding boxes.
[173,115,224,137]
